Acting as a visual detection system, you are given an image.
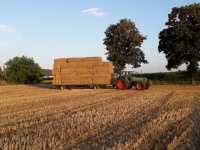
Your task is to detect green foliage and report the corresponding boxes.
[104,19,148,76]
[135,71,200,84]
[5,56,43,84]
[159,3,200,73]
[0,67,4,80]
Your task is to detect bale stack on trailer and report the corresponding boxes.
[53,57,113,86]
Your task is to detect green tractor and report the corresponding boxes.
[127,76,149,90]
[114,72,150,90]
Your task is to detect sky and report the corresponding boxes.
[0,0,199,73]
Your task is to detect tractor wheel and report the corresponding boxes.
[115,80,127,90]
[136,82,144,90]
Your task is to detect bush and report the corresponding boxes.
[4,56,43,84]
[133,71,200,85]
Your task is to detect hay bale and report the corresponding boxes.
[53,57,113,85]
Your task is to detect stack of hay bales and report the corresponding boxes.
[53,57,113,85]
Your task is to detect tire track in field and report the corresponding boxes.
[0,91,161,150]
[0,90,117,124]
[0,90,112,113]
[0,91,134,136]
[0,90,110,112]
[64,92,174,150]
[0,91,139,149]
[132,94,200,150]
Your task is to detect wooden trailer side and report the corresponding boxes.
[53,57,113,86]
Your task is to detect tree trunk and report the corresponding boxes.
[187,62,198,85]
[191,72,197,85]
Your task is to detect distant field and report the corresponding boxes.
[0,85,200,150]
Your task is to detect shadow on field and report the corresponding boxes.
[29,84,114,90]
[29,83,54,89]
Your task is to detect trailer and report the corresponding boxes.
[53,57,113,89]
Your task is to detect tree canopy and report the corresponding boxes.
[158,3,200,74]
[104,19,148,76]
[5,56,43,84]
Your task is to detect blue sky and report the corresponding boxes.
[0,0,199,72]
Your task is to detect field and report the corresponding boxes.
[0,85,200,150]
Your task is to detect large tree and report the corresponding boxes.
[159,3,200,77]
[104,19,148,76]
[5,56,43,84]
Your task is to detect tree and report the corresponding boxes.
[104,19,148,76]
[158,3,200,79]
[0,67,3,80]
[5,56,43,84]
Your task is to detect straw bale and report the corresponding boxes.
[53,57,113,85]
[66,57,102,62]
[54,57,102,63]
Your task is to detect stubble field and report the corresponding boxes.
[0,85,200,150]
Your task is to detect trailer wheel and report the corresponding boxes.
[93,85,98,89]
[89,85,97,89]
[60,85,64,90]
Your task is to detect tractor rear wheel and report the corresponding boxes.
[136,82,144,90]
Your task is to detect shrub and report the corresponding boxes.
[4,56,43,84]
[133,71,200,85]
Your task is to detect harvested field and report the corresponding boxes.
[0,85,200,150]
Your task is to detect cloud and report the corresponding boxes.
[81,8,106,17]
[0,24,16,33]
[95,46,105,51]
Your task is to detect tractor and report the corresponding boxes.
[113,71,150,90]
